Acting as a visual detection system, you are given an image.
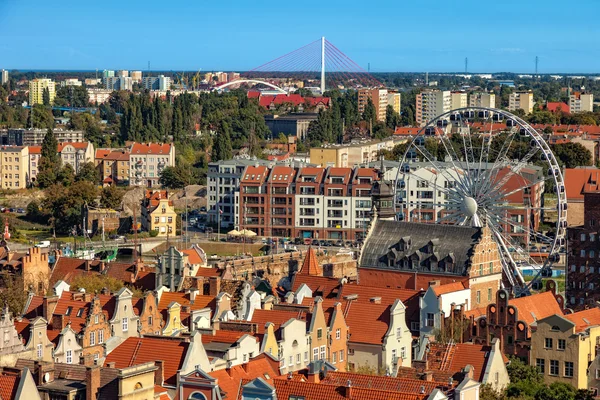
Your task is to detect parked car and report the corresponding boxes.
[189,217,198,225]
[335,239,344,247]
[200,206,207,212]
[35,241,51,248]
[284,244,298,252]
[293,237,303,245]
[16,208,25,214]
[312,239,321,246]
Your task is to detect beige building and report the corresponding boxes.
[0,146,29,189]
[569,92,594,113]
[358,88,388,121]
[387,91,401,114]
[130,70,143,82]
[531,308,600,390]
[141,190,177,236]
[469,92,496,108]
[416,89,451,126]
[28,78,56,105]
[509,91,534,114]
[57,142,95,174]
[451,91,468,110]
[129,142,175,187]
[309,137,401,168]
[87,88,112,104]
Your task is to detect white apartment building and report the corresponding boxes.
[451,91,468,110]
[129,143,175,187]
[1,70,8,85]
[60,78,82,87]
[57,142,95,174]
[508,91,534,114]
[469,92,496,108]
[116,70,129,78]
[415,89,451,127]
[88,89,112,104]
[569,92,594,113]
[130,71,142,82]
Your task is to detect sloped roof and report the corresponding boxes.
[428,342,491,383]
[130,142,172,155]
[320,371,447,394]
[360,220,481,275]
[343,301,392,345]
[359,268,469,291]
[104,337,188,386]
[298,247,321,276]
[249,309,306,334]
[563,168,600,201]
[28,146,42,154]
[0,372,19,400]
[291,274,340,298]
[270,379,424,400]
[209,354,280,398]
[564,307,600,333]
[157,292,216,311]
[509,291,563,327]
[546,102,570,113]
[431,282,467,297]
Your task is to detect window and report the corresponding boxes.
[391,348,397,361]
[65,306,72,316]
[148,316,153,326]
[545,338,553,349]
[94,315,99,324]
[488,288,493,301]
[508,335,513,344]
[296,353,301,364]
[304,351,308,362]
[313,347,319,361]
[426,313,434,327]
[288,356,293,366]
[339,350,344,362]
[66,350,72,364]
[401,347,406,359]
[317,328,323,339]
[476,291,481,304]
[396,327,402,338]
[99,329,104,343]
[489,262,494,274]
[122,317,128,332]
[565,361,574,377]
[90,331,95,346]
[336,328,341,340]
[550,360,559,376]
[320,345,326,360]
[332,351,337,363]
[411,322,420,331]
[536,358,545,374]
[581,233,587,241]
[558,339,566,350]
[581,250,586,257]
[37,344,43,359]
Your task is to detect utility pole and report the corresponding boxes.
[320,36,326,94]
[133,202,138,261]
[465,57,468,74]
[535,56,539,75]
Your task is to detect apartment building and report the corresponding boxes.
[309,137,401,168]
[88,89,112,104]
[387,91,401,114]
[1,69,8,85]
[357,88,388,121]
[531,308,600,390]
[141,190,177,236]
[95,148,130,186]
[28,79,55,105]
[415,89,451,126]
[451,91,468,110]
[509,91,534,114]
[0,146,29,189]
[469,92,496,108]
[569,92,594,114]
[130,70,142,82]
[60,78,82,87]
[3,128,85,146]
[103,76,133,91]
[129,142,175,187]
[141,75,171,91]
[57,142,95,174]
[103,70,115,78]
[116,70,129,78]
[28,146,40,185]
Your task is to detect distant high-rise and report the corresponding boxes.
[142,75,171,91]
[131,71,142,82]
[103,70,115,78]
[358,88,388,122]
[387,91,401,114]
[508,91,534,114]
[469,92,496,109]
[1,70,8,85]
[569,92,593,114]
[29,78,56,105]
[116,70,129,78]
[415,89,451,126]
[103,76,132,91]
[451,91,468,110]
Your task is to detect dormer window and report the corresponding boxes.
[65,306,72,316]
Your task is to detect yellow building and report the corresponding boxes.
[309,147,349,168]
[451,91,468,110]
[141,190,177,236]
[0,146,29,189]
[387,91,401,114]
[530,308,600,390]
[509,91,534,114]
[28,78,56,105]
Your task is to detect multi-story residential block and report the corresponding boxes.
[141,75,171,91]
[309,137,400,168]
[469,92,496,108]
[87,88,112,104]
[141,190,177,236]
[60,78,82,87]
[130,70,142,82]
[28,79,55,105]
[84,78,101,86]
[357,88,388,121]
[116,70,129,78]
[451,91,468,110]
[103,76,132,91]
[57,142,95,174]
[509,91,534,114]
[129,142,175,187]
[4,129,84,146]
[95,148,130,186]
[1,69,8,85]
[102,70,115,78]
[0,146,29,189]
[387,91,401,114]
[416,89,451,126]
[569,92,594,113]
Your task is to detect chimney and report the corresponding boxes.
[463,364,475,380]
[428,280,441,287]
[105,362,116,368]
[154,360,164,386]
[34,361,54,386]
[307,361,321,384]
[86,366,101,400]
[42,296,59,321]
[208,277,220,297]
[84,260,91,271]
[84,293,93,303]
[344,379,353,398]
[188,289,197,303]
[413,359,428,372]
[369,296,381,304]
[422,371,433,382]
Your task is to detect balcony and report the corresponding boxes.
[300,188,316,195]
[246,217,260,225]
[328,189,344,197]
[272,208,287,215]
[356,190,371,197]
[327,200,344,208]
[272,187,287,194]
[327,210,343,218]
[244,187,259,194]
[272,218,287,226]
[300,198,316,206]
[327,220,344,228]
[299,219,316,227]
[272,198,288,205]
[300,209,316,216]
[245,207,261,215]
[244,197,260,204]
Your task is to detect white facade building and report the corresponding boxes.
[419,283,471,337]
[416,90,451,126]
[469,92,496,108]
[569,92,594,113]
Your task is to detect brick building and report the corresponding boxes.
[0,246,50,296]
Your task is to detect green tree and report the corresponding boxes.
[362,98,377,123]
[75,162,99,183]
[42,87,51,106]
[0,275,27,315]
[211,121,233,161]
[551,142,593,168]
[99,186,125,209]
[159,165,196,189]
[385,104,400,129]
[36,129,60,188]
[42,181,99,233]
[535,382,577,400]
[57,164,75,186]
[28,104,54,129]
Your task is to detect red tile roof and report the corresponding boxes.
[0,372,19,400]
[298,247,321,276]
[157,292,216,311]
[564,168,600,201]
[104,337,189,386]
[509,291,563,327]
[271,379,425,400]
[464,307,486,320]
[394,127,420,136]
[320,371,448,394]
[181,248,203,265]
[249,309,306,333]
[431,282,467,296]
[428,342,491,382]
[268,166,296,184]
[343,301,392,345]
[57,142,89,152]
[241,166,268,183]
[210,354,280,398]
[291,274,341,298]
[564,308,600,333]
[130,142,172,155]
[359,268,468,291]
[546,102,570,114]
[29,146,42,155]
[201,330,255,345]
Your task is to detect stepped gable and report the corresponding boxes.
[360,220,482,275]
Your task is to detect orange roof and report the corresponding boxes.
[53,292,91,333]
[95,149,112,159]
[428,342,491,383]
[57,142,89,152]
[394,127,420,136]
[298,247,321,276]
[564,168,600,201]
[130,142,172,155]
[104,337,189,386]
[195,267,220,278]
[249,309,305,333]
[28,146,42,154]
[431,282,467,296]
[359,268,468,291]
[0,372,20,400]
[157,292,215,311]
[465,307,486,319]
[241,166,268,183]
[181,248,203,265]
[291,274,340,298]
[320,371,447,394]
[509,291,563,327]
[271,379,424,400]
[209,354,280,397]
[344,301,393,345]
[564,308,600,333]
[268,166,296,184]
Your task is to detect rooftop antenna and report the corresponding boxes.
[147,61,150,73]
[425,72,429,86]
[535,56,539,75]
[368,62,370,73]
[465,57,468,74]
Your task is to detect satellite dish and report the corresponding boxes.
[44,372,50,383]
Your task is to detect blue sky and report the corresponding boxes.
[1,0,599,73]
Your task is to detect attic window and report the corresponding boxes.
[289,397,306,400]
[76,308,84,317]
[551,325,560,331]
[65,306,72,316]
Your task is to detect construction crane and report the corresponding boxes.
[192,69,202,91]
[177,72,188,90]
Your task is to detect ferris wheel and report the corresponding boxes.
[394,107,567,295]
